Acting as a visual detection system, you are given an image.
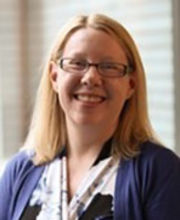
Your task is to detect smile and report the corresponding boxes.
[74,94,106,103]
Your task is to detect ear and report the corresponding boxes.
[49,61,59,93]
[126,75,136,100]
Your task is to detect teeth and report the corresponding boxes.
[76,94,104,103]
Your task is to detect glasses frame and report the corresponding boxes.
[59,58,133,77]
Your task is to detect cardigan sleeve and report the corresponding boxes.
[140,144,180,220]
[0,158,14,219]
[0,151,32,220]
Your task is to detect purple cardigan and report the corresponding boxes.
[0,141,180,220]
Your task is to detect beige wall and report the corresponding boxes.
[0,0,23,158]
[172,0,180,154]
[0,0,179,161]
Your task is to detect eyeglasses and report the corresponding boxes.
[59,58,133,77]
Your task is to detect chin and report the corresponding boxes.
[72,115,103,126]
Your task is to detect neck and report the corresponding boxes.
[65,118,117,160]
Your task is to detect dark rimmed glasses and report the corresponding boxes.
[59,58,133,77]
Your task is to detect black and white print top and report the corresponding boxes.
[21,143,119,220]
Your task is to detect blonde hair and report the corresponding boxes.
[23,14,158,164]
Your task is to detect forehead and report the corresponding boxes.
[62,27,127,61]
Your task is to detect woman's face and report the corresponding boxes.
[50,27,134,130]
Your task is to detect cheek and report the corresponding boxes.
[58,73,80,90]
[56,75,79,107]
[58,82,70,107]
[110,80,131,98]
[109,81,131,111]
[117,79,133,101]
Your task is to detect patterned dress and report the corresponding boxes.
[21,142,119,220]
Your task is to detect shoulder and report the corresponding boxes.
[140,141,178,157]
[133,141,180,202]
[137,143,180,218]
[136,141,180,171]
[119,141,180,195]
[0,149,35,182]
[8,148,34,164]
[121,141,180,171]
[115,142,180,218]
[0,150,45,220]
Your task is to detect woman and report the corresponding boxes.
[0,14,180,220]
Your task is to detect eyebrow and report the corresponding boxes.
[64,53,117,61]
[64,52,87,57]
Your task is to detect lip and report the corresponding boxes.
[73,92,106,107]
[74,91,106,98]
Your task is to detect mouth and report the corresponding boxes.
[74,94,106,103]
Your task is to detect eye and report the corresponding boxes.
[99,62,126,76]
[100,63,119,70]
[68,59,87,70]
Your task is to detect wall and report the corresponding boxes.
[0,0,179,163]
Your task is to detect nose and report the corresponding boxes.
[80,66,103,87]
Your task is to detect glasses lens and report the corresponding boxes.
[99,63,126,77]
[62,58,87,73]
